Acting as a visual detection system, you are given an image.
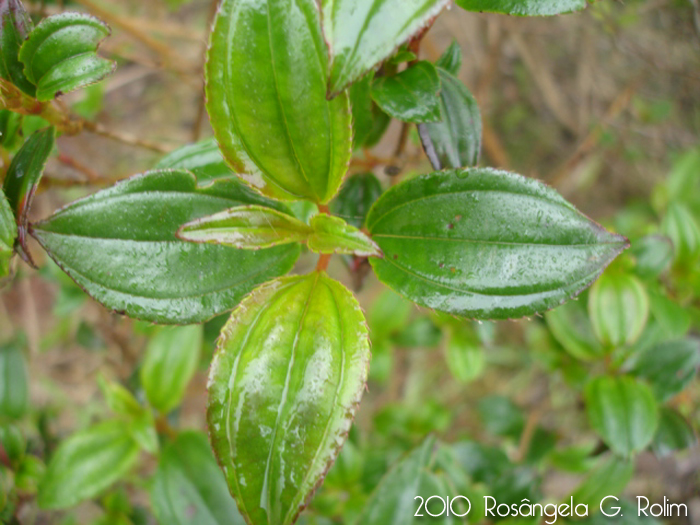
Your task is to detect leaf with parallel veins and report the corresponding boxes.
[308,213,382,257]
[367,168,628,320]
[207,272,370,525]
[455,0,586,16]
[206,0,352,203]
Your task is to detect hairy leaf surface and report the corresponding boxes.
[322,0,451,96]
[367,168,628,319]
[18,13,115,101]
[455,0,586,16]
[208,273,370,525]
[206,0,352,203]
[32,170,300,324]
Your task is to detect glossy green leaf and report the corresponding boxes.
[371,61,442,123]
[206,0,352,203]
[652,408,696,456]
[32,170,300,324]
[356,437,442,525]
[418,68,481,170]
[628,339,700,402]
[38,420,140,509]
[308,213,382,257]
[0,189,15,279]
[178,205,312,250]
[151,431,246,525]
[570,455,633,510]
[208,272,370,525]
[456,0,586,16]
[661,202,700,265]
[322,0,451,96]
[585,375,659,457]
[18,13,115,101]
[445,326,485,383]
[435,41,462,76]
[349,75,375,150]
[588,272,649,348]
[631,235,673,279]
[140,325,202,414]
[545,297,605,361]
[155,138,233,184]
[367,168,628,320]
[330,172,383,229]
[0,0,35,96]
[3,127,55,259]
[0,339,28,420]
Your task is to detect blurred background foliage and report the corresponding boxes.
[1,0,700,523]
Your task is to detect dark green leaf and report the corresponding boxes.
[155,138,233,184]
[545,296,605,361]
[0,423,25,465]
[206,0,352,203]
[0,0,35,96]
[450,441,512,484]
[388,49,418,65]
[178,205,312,250]
[0,338,28,420]
[631,235,673,279]
[18,13,115,101]
[418,68,481,169]
[435,41,462,76]
[652,408,696,456]
[349,75,376,150]
[140,325,202,414]
[456,0,586,16]
[151,431,246,525]
[0,110,23,150]
[330,172,383,229]
[371,61,442,123]
[365,103,392,148]
[0,188,15,279]
[477,395,524,438]
[32,170,300,324]
[628,339,700,402]
[367,168,628,320]
[38,420,140,509]
[3,127,55,260]
[585,375,659,456]
[570,455,634,510]
[308,213,382,256]
[586,499,662,525]
[322,0,451,96]
[588,273,649,348]
[208,273,370,525]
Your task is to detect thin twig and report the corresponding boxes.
[83,121,172,153]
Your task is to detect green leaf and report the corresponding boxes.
[178,205,312,250]
[418,68,481,170]
[207,273,370,525]
[545,296,605,361]
[570,455,634,510]
[151,431,246,525]
[0,338,28,420]
[206,0,352,203]
[648,288,690,339]
[588,272,649,348]
[0,109,23,150]
[631,235,673,279]
[368,289,412,343]
[38,420,140,509]
[0,189,16,279]
[140,325,202,414]
[477,395,524,438]
[348,75,376,150]
[455,0,586,16]
[330,172,383,229]
[322,0,451,96]
[18,13,115,101]
[0,0,35,96]
[371,61,442,123]
[3,127,55,260]
[585,375,659,457]
[98,375,142,419]
[32,170,300,324]
[652,407,697,456]
[308,214,382,257]
[435,41,462,76]
[445,326,485,383]
[628,339,700,402]
[661,202,700,265]
[155,138,233,184]
[356,437,442,525]
[367,168,628,320]
[393,316,442,348]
